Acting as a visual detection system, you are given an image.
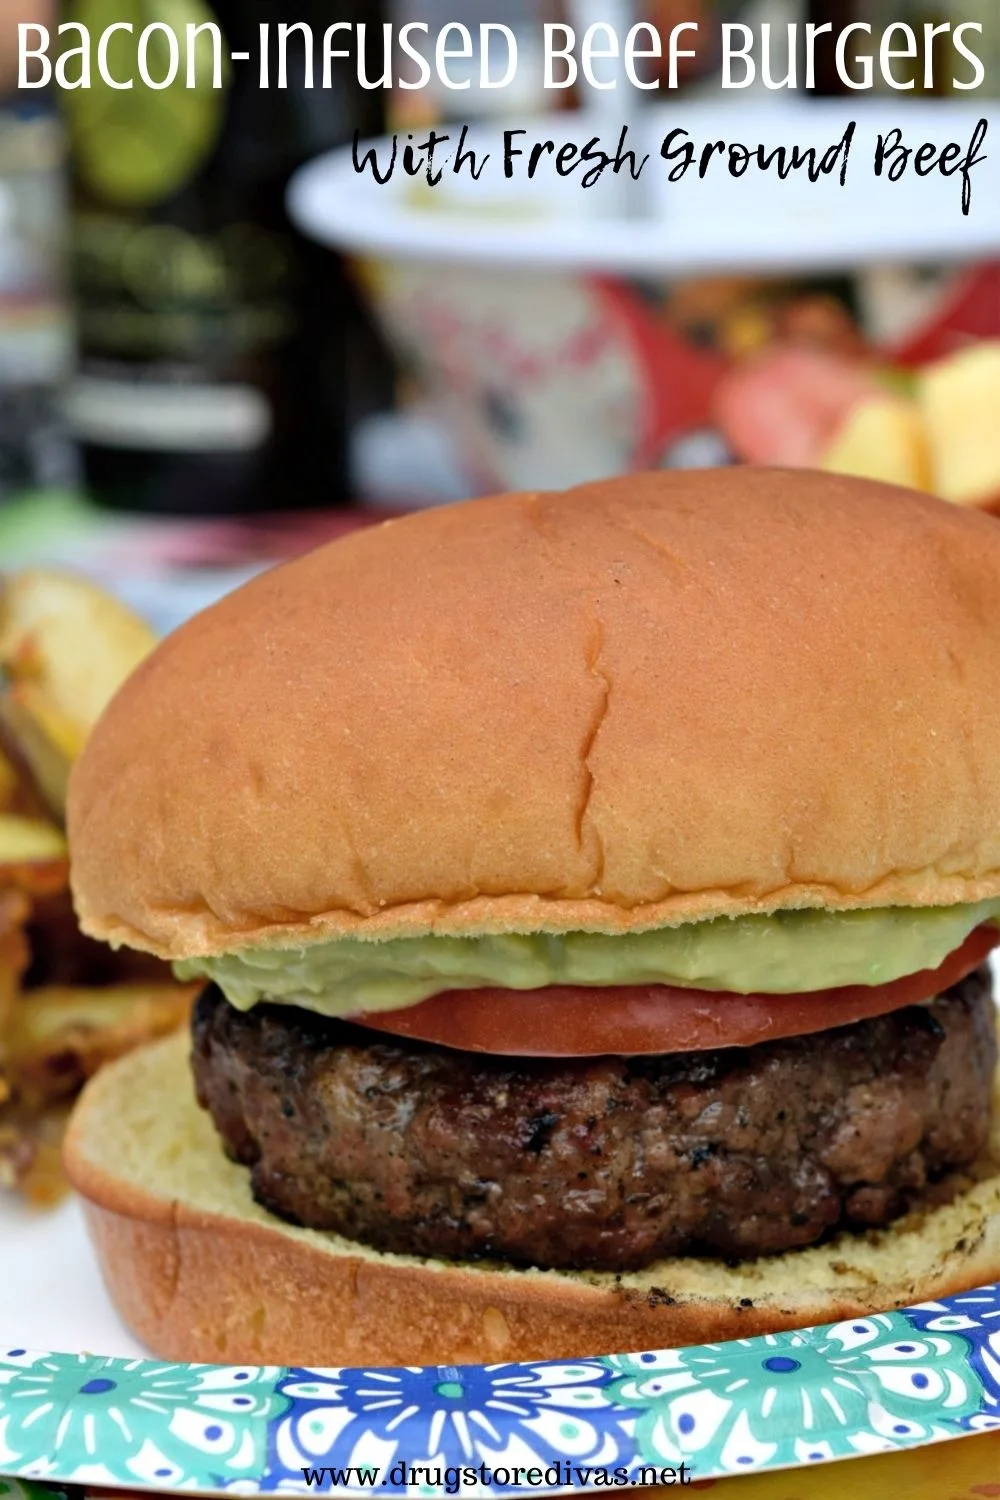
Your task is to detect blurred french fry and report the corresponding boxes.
[0,815,66,862]
[0,1103,73,1206]
[0,570,188,1207]
[0,747,19,811]
[0,742,50,820]
[0,571,157,817]
[0,974,196,1203]
[5,982,199,1109]
[23,888,167,989]
[0,570,157,733]
[0,696,75,817]
[0,889,30,1058]
[0,813,69,896]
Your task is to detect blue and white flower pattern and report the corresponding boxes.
[271,1362,619,1488]
[1,1283,999,1494]
[907,1285,1000,1433]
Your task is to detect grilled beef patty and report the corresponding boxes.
[191,969,996,1271]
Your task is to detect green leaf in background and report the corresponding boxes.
[878,365,919,399]
[0,1482,77,1500]
[63,0,229,208]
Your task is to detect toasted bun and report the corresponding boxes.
[65,1030,1000,1365]
[69,469,1000,962]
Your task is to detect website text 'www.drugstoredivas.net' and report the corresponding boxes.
[300,1460,694,1491]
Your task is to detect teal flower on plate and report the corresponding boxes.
[0,1353,288,1487]
[604,1312,984,1474]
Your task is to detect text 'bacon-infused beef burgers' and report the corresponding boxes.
[65,469,1000,1366]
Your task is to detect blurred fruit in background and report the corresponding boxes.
[714,346,878,469]
[714,338,1000,514]
[919,344,1000,508]
[820,391,931,492]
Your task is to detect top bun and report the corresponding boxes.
[69,469,1000,961]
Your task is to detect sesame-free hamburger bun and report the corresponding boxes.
[68,468,1000,960]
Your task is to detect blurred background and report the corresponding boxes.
[0,0,998,621]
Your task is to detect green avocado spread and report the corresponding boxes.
[174,900,1000,1017]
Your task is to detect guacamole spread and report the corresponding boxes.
[175,900,1000,1017]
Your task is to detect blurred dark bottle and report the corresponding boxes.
[807,0,997,96]
[805,0,856,95]
[62,1,390,514]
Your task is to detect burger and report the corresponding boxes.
[64,468,1000,1366]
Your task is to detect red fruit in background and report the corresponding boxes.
[714,345,878,466]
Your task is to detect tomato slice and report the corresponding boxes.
[353,925,998,1057]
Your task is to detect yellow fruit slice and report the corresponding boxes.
[820,393,931,492]
[918,341,1000,509]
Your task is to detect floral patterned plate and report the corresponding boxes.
[1,1284,999,1495]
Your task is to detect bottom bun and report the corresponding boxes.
[65,1030,1000,1367]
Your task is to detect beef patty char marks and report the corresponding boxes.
[191,969,996,1272]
